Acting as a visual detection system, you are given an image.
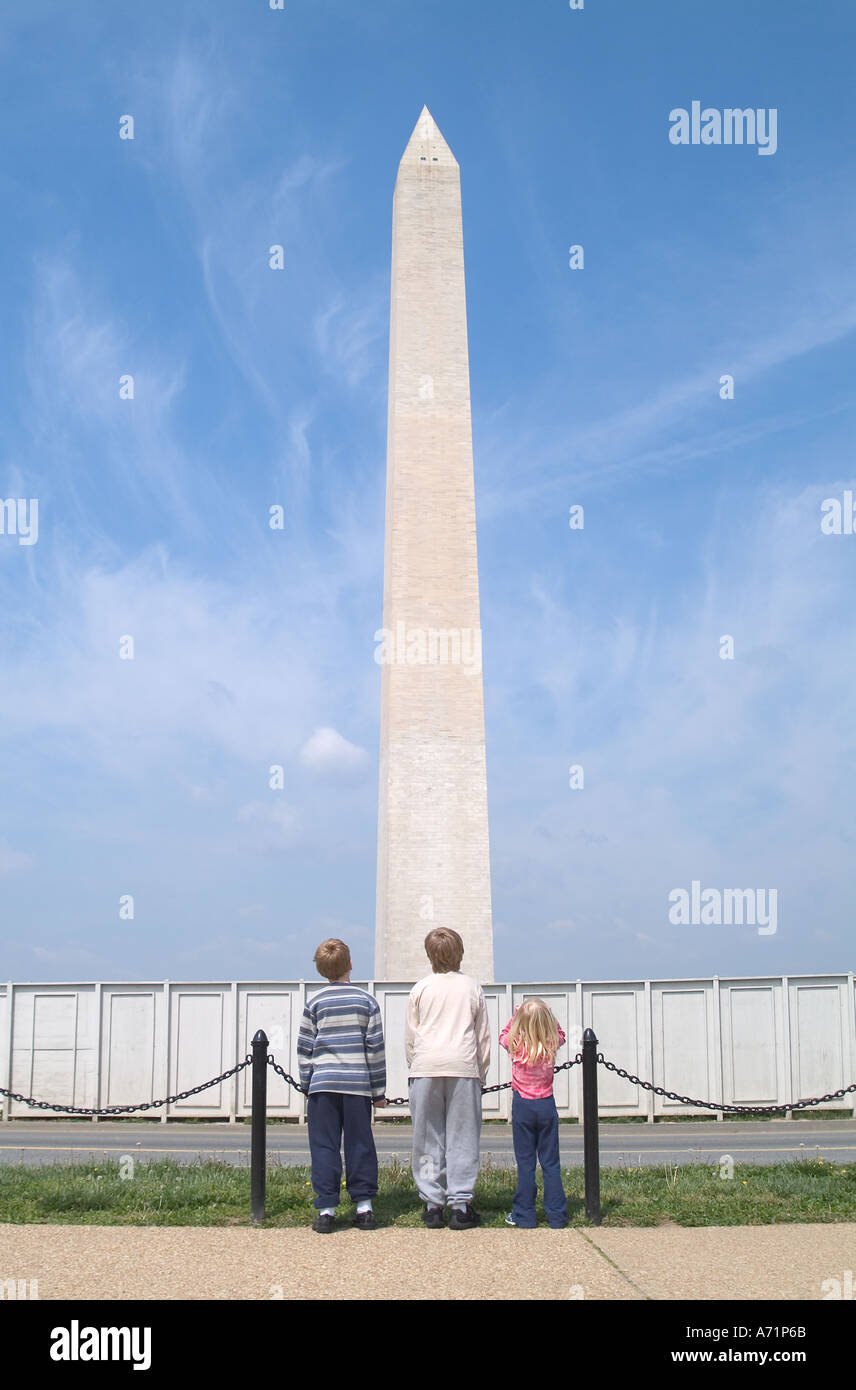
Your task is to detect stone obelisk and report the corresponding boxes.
[375,107,494,983]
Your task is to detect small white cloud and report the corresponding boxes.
[0,842,35,877]
[299,726,369,777]
[275,153,345,200]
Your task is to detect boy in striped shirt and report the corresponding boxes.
[297,939,387,1232]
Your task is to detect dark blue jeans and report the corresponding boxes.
[307,1092,378,1210]
[511,1092,568,1227]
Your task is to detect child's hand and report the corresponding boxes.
[373,1098,388,1108]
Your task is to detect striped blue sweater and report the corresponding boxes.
[297,984,386,1099]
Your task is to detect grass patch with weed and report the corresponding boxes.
[0,1154,854,1228]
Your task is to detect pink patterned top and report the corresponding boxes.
[499,1011,566,1099]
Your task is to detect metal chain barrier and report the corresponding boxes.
[597,1053,856,1115]
[3,1049,854,1118]
[267,1055,309,1096]
[0,1056,253,1116]
[269,1051,856,1114]
[267,1051,584,1105]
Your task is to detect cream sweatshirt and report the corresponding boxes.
[405,971,491,1081]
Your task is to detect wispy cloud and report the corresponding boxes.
[300,726,370,777]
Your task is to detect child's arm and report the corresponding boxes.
[498,1005,519,1052]
[296,1003,317,1093]
[366,1003,387,1106]
[404,988,419,1070]
[557,1024,566,1050]
[474,987,491,1084]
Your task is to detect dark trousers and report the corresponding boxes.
[307,1092,378,1209]
[511,1092,568,1227]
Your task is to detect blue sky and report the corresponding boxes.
[1,0,854,983]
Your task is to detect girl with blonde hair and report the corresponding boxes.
[499,997,568,1228]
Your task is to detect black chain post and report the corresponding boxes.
[251,1030,268,1224]
[582,1027,601,1225]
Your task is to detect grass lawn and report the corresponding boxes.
[0,1156,854,1227]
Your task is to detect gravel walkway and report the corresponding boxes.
[2,1223,854,1300]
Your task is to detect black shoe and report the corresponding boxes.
[448,1204,481,1230]
[421,1204,444,1229]
[312,1213,336,1234]
[352,1209,376,1230]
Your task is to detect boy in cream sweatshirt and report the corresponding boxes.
[405,928,491,1230]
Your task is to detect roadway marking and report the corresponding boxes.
[0,1145,252,1156]
[1,1144,854,1156]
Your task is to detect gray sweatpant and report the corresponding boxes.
[409,1076,482,1208]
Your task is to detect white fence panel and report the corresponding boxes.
[9,985,97,1114]
[240,984,302,1118]
[653,983,717,1117]
[0,984,8,1112]
[480,990,505,1117]
[167,987,230,1118]
[374,984,414,1113]
[1,973,854,1122]
[721,980,783,1106]
[790,977,850,1104]
[585,983,647,1116]
[101,986,161,1109]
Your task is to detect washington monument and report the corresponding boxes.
[375,107,494,983]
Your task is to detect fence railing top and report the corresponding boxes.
[2,971,854,989]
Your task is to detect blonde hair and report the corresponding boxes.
[313,938,351,980]
[424,928,464,973]
[506,998,559,1064]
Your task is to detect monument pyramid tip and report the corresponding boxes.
[399,105,457,166]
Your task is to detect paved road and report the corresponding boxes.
[1,1119,854,1167]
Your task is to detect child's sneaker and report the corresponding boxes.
[448,1203,481,1230]
[312,1213,336,1234]
[504,1213,518,1226]
[420,1204,444,1229]
[352,1209,377,1230]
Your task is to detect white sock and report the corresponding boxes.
[319,1208,336,1217]
[356,1200,373,1214]
[451,1202,467,1212]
